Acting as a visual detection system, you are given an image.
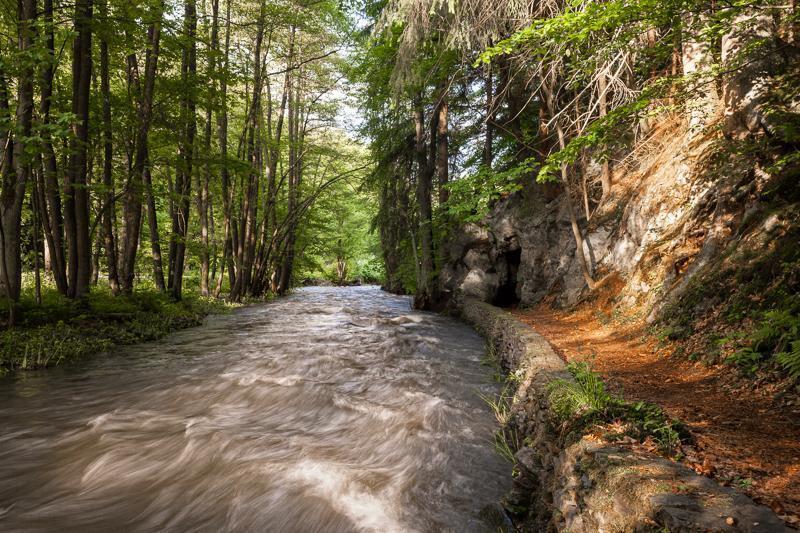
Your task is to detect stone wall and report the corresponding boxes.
[459,297,790,532]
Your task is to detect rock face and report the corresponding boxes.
[459,298,790,532]
[439,117,757,315]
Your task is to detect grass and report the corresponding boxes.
[478,341,524,464]
[547,362,688,454]
[479,382,521,464]
[1,283,237,375]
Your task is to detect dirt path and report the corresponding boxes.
[511,305,800,527]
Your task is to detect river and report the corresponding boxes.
[0,286,509,532]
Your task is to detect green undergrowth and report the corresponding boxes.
[726,300,800,379]
[548,362,689,454]
[0,287,237,375]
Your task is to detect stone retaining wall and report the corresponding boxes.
[459,297,790,532]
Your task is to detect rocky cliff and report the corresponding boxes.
[440,112,799,346]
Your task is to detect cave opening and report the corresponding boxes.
[493,248,521,307]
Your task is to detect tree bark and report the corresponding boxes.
[436,85,449,205]
[412,101,435,309]
[598,65,612,199]
[0,0,35,315]
[143,160,166,290]
[214,0,233,297]
[557,124,597,291]
[483,63,493,169]
[100,0,120,294]
[120,2,163,293]
[197,4,216,297]
[65,0,94,298]
[170,0,198,301]
[39,0,68,295]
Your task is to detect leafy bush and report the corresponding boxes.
[548,362,686,453]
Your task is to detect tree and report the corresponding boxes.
[0,0,36,318]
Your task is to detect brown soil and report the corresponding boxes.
[511,303,800,527]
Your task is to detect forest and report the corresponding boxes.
[0,0,799,528]
[0,0,383,367]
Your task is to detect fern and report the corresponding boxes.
[729,306,800,379]
[777,340,800,379]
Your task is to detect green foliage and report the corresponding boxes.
[548,361,611,419]
[444,165,526,223]
[660,206,800,376]
[293,140,382,285]
[0,287,236,375]
[728,304,800,379]
[548,362,686,453]
[479,381,521,463]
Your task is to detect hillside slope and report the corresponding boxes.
[440,111,800,521]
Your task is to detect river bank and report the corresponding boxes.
[512,303,800,526]
[0,289,237,375]
[459,297,790,531]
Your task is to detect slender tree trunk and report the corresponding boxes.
[65,0,94,298]
[277,28,298,296]
[196,0,219,297]
[556,124,597,290]
[0,0,35,318]
[120,2,163,293]
[171,0,198,301]
[143,160,166,290]
[436,85,449,205]
[598,66,612,199]
[253,54,290,294]
[231,4,265,300]
[483,63,493,169]
[412,101,435,309]
[100,0,120,294]
[215,0,233,296]
[39,0,68,295]
[32,195,42,304]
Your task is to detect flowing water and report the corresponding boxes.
[0,286,510,532]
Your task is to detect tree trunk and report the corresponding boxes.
[170,0,197,301]
[100,0,120,294]
[557,124,597,291]
[0,0,35,316]
[65,0,94,298]
[483,63,493,169]
[120,2,163,293]
[39,0,68,295]
[598,66,612,199]
[215,0,233,296]
[277,28,298,296]
[436,85,449,205]
[143,160,166,290]
[413,101,435,309]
